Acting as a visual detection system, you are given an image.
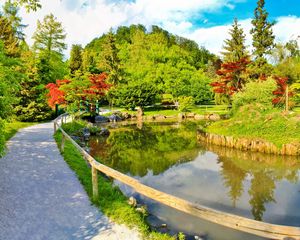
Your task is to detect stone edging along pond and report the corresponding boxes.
[197,129,300,156]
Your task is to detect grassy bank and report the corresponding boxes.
[54,130,176,240]
[0,121,36,156]
[206,107,300,148]
[4,121,36,141]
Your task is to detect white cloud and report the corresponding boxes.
[17,0,300,57]
[19,0,237,52]
[184,18,253,55]
[273,16,300,43]
[184,16,300,55]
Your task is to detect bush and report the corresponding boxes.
[232,78,277,114]
[178,96,194,112]
[62,120,86,135]
[113,81,159,110]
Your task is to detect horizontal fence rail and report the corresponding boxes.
[53,114,300,240]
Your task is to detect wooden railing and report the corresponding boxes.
[53,114,300,240]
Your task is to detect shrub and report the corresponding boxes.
[178,96,194,112]
[231,78,277,114]
[62,120,86,135]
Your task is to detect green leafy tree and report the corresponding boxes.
[11,0,41,12]
[2,1,27,40]
[0,41,20,119]
[33,13,67,55]
[222,18,248,62]
[14,47,56,122]
[113,81,158,110]
[213,18,250,104]
[250,0,275,74]
[231,78,277,114]
[32,14,67,85]
[69,44,83,75]
[0,15,19,57]
[101,29,122,84]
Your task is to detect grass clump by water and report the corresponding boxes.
[207,79,300,148]
[207,105,300,148]
[54,131,177,240]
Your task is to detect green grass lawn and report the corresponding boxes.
[54,130,177,240]
[294,106,300,113]
[206,107,300,148]
[4,121,36,141]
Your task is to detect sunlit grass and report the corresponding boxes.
[54,130,176,240]
[4,121,36,141]
[207,108,300,148]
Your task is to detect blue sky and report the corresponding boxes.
[190,0,300,28]
[18,0,300,56]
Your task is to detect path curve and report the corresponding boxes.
[0,122,140,240]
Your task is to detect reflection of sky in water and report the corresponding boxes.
[135,151,300,224]
[89,122,300,240]
[116,150,300,240]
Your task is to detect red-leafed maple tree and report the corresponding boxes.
[211,57,250,97]
[45,79,70,108]
[45,73,112,111]
[84,73,112,99]
[272,76,293,106]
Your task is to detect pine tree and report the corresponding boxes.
[2,1,27,40]
[101,29,122,85]
[69,44,83,75]
[0,16,19,57]
[33,14,67,55]
[212,18,250,101]
[250,0,275,67]
[222,18,248,62]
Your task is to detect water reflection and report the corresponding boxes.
[205,143,300,222]
[89,121,300,239]
[90,121,202,177]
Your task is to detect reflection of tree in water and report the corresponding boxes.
[90,122,201,177]
[209,144,300,221]
[248,171,276,221]
[219,158,247,207]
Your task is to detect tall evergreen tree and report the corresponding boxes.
[33,14,67,55]
[0,16,19,56]
[101,30,122,85]
[222,18,248,62]
[250,0,275,68]
[69,44,83,75]
[2,1,27,40]
[212,18,250,103]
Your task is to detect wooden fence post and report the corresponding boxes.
[92,166,99,200]
[61,134,65,153]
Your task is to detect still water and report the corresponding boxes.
[89,120,300,240]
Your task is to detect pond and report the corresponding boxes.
[88,120,300,240]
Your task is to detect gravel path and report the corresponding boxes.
[0,122,141,240]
